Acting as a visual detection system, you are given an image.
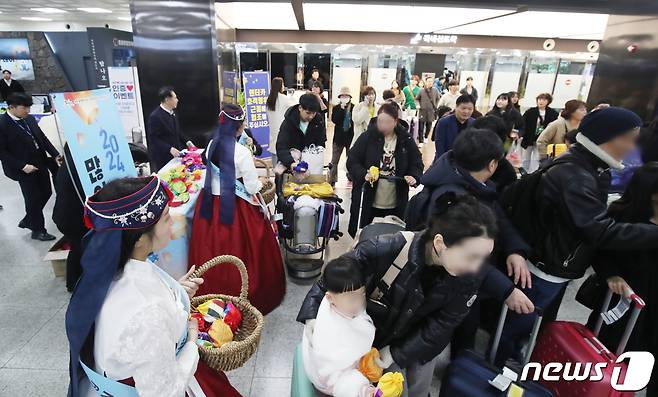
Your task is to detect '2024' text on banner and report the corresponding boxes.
[51,88,137,197]
[243,71,271,158]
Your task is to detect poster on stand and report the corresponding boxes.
[51,88,137,196]
[243,71,271,158]
[222,71,238,104]
[108,66,145,143]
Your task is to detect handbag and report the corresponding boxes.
[575,274,608,310]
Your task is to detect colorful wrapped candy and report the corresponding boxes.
[159,150,206,205]
[190,312,210,332]
[359,348,384,383]
[375,372,404,397]
[223,302,242,333]
[208,320,233,348]
[196,299,226,323]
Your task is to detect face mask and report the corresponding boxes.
[339,97,350,105]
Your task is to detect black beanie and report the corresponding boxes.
[579,107,642,145]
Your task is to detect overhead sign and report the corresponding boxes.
[51,88,136,196]
[410,33,458,45]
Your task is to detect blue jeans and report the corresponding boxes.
[494,273,568,366]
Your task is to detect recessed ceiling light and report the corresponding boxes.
[21,17,53,21]
[117,16,132,21]
[31,7,67,14]
[77,7,113,14]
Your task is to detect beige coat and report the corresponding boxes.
[536,117,577,159]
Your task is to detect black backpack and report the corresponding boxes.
[404,186,434,231]
[499,158,571,247]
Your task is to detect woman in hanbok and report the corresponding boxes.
[65,175,241,397]
[188,104,285,315]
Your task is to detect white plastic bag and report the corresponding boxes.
[301,144,325,175]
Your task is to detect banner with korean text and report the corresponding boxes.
[51,88,137,196]
[243,71,271,158]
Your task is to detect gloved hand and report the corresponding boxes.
[374,345,395,369]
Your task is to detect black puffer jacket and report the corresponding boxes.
[275,105,326,168]
[346,121,423,237]
[535,143,658,279]
[420,152,529,258]
[297,231,484,368]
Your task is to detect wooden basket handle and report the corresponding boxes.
[254,158,272,179]
[189,255,249,300]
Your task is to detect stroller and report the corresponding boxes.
[275,168,344,279]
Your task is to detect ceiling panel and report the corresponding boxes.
[215,2,298,30]
[442,11,609,40]
[0,1,131,22]
[303,3,512,33]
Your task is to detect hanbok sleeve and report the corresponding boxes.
[109,303,199,397]
[236,146,263,195]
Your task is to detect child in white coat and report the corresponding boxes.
[302,257,377,397]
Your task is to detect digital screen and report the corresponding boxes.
[0,39,30,59]
[0,59,35,80]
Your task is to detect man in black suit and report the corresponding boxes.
[0,93,60,241]
[0,70,25,101]
[146,86,190,171]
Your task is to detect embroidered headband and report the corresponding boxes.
[83,176,173,231]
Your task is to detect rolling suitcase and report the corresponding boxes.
[530,288,646,397]
[440,305,554,397]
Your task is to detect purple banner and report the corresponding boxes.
[243,71,271,158]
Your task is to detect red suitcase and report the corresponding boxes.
[529,288,646,396]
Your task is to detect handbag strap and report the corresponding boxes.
[370,231,415,300]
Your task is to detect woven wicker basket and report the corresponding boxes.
[255,158,275,204]
[189,255,264,372]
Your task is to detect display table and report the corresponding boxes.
[155,156,206,279]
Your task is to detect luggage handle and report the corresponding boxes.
[593,288,645,356]
[489,304,543,367]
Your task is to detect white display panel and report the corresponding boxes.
[368,68,398,103]
[522,73,556,108]
[458,71,488,107]
[552,74,584,109]
[331,66,362,104]
[488,71,521,108]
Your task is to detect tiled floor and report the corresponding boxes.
[0,139,647,396]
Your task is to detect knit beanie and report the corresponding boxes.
[579,107,642,145]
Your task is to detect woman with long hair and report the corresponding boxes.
[390,80,405,106]
[486,92,524,146]
[508,91,521,111]
[346,101,423,237]
[587,162,658,395]
[188,104,285,315]
[266,77,291,164]
[536,99,587,160]
[65,176,241,397]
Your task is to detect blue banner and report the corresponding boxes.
[243,71,271,158]
[51,88,136,197]
[222,71,237,104]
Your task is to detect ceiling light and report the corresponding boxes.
[31,8,67,14]
[22,17,53,21]
[77,7,113,14]
[117,16,132,21]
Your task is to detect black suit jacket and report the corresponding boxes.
[0,79,25,101]
[146,106,187,171]
[0,112,59,181]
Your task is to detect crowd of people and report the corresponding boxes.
[3,68,658,396]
